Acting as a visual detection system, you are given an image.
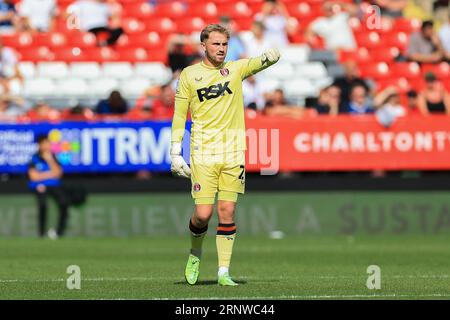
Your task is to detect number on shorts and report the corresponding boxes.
[238,165,245,181]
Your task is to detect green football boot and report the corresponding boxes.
[185,254,200,285]
[218,273,238,286]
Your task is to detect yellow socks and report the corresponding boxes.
[216,223,237,276]
[189,219,208,259]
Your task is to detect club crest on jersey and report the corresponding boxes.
[220,68,229,77]
[193,183,201,192]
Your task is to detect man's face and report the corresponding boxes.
[202,31,228,65]
[351,86,367,105]
[39,140,51,154]
[422,26,433,39]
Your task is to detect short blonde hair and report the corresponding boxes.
[200,24,230,42]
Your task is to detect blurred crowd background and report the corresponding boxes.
[0,0,448,124]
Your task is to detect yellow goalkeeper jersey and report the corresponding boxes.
[171,57,272,155]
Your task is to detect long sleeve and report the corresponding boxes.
[240,55,275,80]
[171,70,190,143]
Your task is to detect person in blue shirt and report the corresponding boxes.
[28,134,68,238]
[0,0,17,33]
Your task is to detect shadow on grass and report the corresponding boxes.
[174,279,248,286]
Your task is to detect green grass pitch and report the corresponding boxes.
[1,235,449,300]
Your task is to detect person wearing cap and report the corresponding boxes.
[407,20,445,63]
[417,71,450,114]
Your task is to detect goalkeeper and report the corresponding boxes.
[170,24,280,286]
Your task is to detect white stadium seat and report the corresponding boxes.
[56,78,89,97]
[23,78,57,97]
[279,45,310,64]
[262,62,294,80]
[313,77,334,90]
[283,79,317,98]
[88,78,120,97]
[120,78,152,97]
[37,62,69,79]
[296,63,328,79]
[134,62,172,84]
[102,62,133,79]
[259,78,281,93]
[70,62,101,79]
[18,62,36,78]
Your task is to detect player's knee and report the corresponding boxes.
[217,202,235,221]
[193,205,214,226]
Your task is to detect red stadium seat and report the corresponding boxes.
[359,62,391,80]
[125,32,165,49]
[421,62,450,80]
[376,77,411,94]
[187,2,219,19]
[354,31,381,49]
[144,18,177,34]
[33,32,68,48]
[122,18,146,34]
[286,2,314,20]
[394,18,421,33]
[67,32,97,48]
[54,47,89,62]
[233,17,254,31]
[1,33,33,48]
[122,2,155,19]
[177,17,206,34]
[18,46,55,62]
[216,1,253,18]
[117,47,150,62]
[382,32,409,52]
[370,47,401,63]
[85,47,120,62]
[154,1,187,19]
[338,47,370,64]
[391,62,421,79]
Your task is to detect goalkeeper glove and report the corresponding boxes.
[170,142,191,178]
[261,48,281,65]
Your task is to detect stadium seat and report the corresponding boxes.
[56,78,90,97]
[144,18,177,34]
[279,45,310,64]
[133,62,172,83]
[338,47,370,64]
[33,32,68,48]
[216,1,253,18]
[376,77,411,94]
[122,2,155,19]
[120,78,153,97]
[117,48,150,62]
[354,31,381,49]
[1,33,33,48]
[187,2,218,19]
[264,63,295,80]
[154,1,187,19]
[394,18,421,33]
[296,63,327,79]
[23,78,56,97]
[122,18,146,34]
[87,78,120,97]
[382,32,409,52]
[53,47,89,62]
[18,62,36,79]
[37,62,70,79]
[125,32,165,48]
[370,47,400,63]
[359,62,391,80]
[68,32,97,48]
[18,46,55,62]
[258,78,282,94]
[283,79,317,98]
[102,62,134,79]
[286,2,314,20]
[69,62,102,79]
[391,62,421,79]
[177,17,206,34]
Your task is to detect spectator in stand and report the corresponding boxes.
[373,86,406,128]
[305,84,341,115]
[370,0,408,18]
[305,1,358,52]
[219,16,246,61]
[243,76,265,111]
[0,38,22,94]
[132,86,160,118]
[263,88,304,119]
[341,84,374,114]
[406,90,421,116]
[18,0,58,33]
[67,0,124,46]
[0,0,19,34]
[417,71,450,115]
[150,84,175,120]
[407,20,445,64]
[438,12,450,61]
[96,90,128,115]
[332,60,371,111]
[167,34,200,73]
[0,94,28,120]
[254,0,291,48]
[26,101,60,121]
[241,20,272,58]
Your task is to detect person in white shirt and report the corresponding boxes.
[18,0,58,32]
[306,1,358,51]
[0,39,21,93]
[240,20,272,58]
[242,76,265,111]
[254,0,291,48]
[67,0,123,46]
[438,13,450,61]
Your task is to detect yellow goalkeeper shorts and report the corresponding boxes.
[190,151,245,204]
